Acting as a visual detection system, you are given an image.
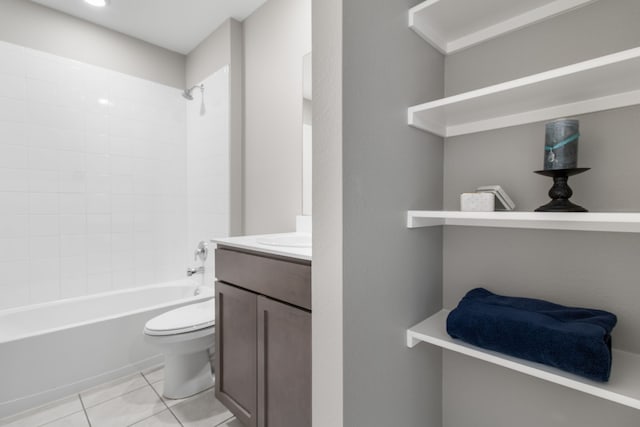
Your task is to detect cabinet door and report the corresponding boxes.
[215,281,258,427]
[257,296,311,427]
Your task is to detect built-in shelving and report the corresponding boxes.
[407,211,640,233]
[407,310,640,410]
[409,0,598,55]
[408,47,640,137]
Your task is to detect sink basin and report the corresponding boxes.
[256,234,312,248]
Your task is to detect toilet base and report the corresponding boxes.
[163,350,214,399]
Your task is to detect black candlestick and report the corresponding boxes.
[534,167,590,212]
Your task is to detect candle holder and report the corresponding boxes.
[534,167,590,212]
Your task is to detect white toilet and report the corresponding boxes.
[144,299,215,399]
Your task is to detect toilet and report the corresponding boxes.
[144,299,215,399]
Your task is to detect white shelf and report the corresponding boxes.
[406,211,640,233]
[408,47,640,137]
[407,310,640,410]
[409,0,598,55]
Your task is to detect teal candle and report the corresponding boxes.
[544,119,579,170]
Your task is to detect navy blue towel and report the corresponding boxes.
[446,288,617,382]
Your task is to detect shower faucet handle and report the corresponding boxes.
[194,241,209,262]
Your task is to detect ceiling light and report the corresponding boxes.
[84,0,109,7]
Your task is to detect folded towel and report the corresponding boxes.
[446,288,617,382]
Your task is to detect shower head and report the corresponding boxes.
[182,84,203,101]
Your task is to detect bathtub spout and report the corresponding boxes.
[187,266,205,277]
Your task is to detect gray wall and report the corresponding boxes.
[312,0,344,424]
[442,0,640,425]
[340,0,444,426]
[186,19,245,236]
[0,0,184,88]
[243,0,311,234]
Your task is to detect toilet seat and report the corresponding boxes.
[144,299,215,336]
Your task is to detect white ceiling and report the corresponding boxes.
[31,0,268,54]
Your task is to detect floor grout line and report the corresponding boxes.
[77,393,92,427]
[141,370,184,427]
[80,373,151,411]
[214,414,236,426]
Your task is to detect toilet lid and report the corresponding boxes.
[144,299,215,336]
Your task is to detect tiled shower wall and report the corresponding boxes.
[187,67,230,286]
[0,41,197,309]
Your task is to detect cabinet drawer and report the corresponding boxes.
[215,247,311,310]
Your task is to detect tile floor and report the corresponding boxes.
[0,365,241,427]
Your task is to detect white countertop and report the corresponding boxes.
[211,232,312,261]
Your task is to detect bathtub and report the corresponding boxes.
[0,279,213,419]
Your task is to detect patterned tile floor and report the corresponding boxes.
[0,365,240,427]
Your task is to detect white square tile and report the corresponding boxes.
[29,193,59,215]
[0,121,26,146]
[29,258,60,282]
[30,236,60,258]
[0,192,28,214]
[87,194,111,214]
[0,395,83,427]
[60,171,86,193]
[110,155,133,176]
[88,254,111,275]
[111,233,133,253]
[29,148,60,170]
[60,194,86,215]
[60,256,87,280]
[112,269,135,290]
[86,154,110,175]
[0,97,26,122]
[111,194,134,214]
[80,373,148,409]
[26,51,63,83]
[60,215,86,235]
[111,213,133,234]
[0,237,29,261]
[29,215,59,236]
[58,151,85,172]
[0,259,29,285]
[87,273,112,294]
[60,235,87,257]
[170,389,232,427]
[0,74,26,99]
[111,252,134,272]
[29,169,59,193]
[0,168,29,192]
[57,130,84,152]
[85,385,166,427]
[85,113,109,137]
[29,279,60,304]
[87,214,111,234]
[86,174,111,193]
[111,175,133,194]
[60,277,87,299]
[0,215,28,238]
[0,285,29,310]
[26,78,58,104]
[85,134,109,154]
[109,136,133,156]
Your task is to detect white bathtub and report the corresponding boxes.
[0,280,213,419]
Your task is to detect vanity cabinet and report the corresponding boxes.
[215,246,311,427]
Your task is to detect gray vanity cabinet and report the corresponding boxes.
[215,246,311,427]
